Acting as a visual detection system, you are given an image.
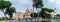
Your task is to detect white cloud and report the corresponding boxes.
[48,0,56,2]
[56,1,60,5]
[54,0,60,7]
[9,0,34,13]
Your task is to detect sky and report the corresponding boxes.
[0,0,60,17]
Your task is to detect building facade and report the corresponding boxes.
[12,8,32,19]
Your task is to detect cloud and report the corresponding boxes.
[43,0,60,14]
[9,0,60,14]
[56,1,60,5]
[48,0,56,2]
[9,0,34,13]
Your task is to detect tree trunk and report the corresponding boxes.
[37,9,39,18]
[44,12,46,19]
[33,7,34,18]
[33,1,34,18]
[10,17,11,20]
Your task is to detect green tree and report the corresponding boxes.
[40,8,54,19]
[0,17,8,20]
[5,7,16,19]
[33,0,43,8]
[32,0,43,18]
[30,12,38,18]
[54,14,60,19]
[0,0,12,19]
[0,0,12,11]
[41,8,54,12]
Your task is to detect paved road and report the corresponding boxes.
[0,19,60,22]
[0,20,51,22]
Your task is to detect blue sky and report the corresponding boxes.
[0,0,60,17]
